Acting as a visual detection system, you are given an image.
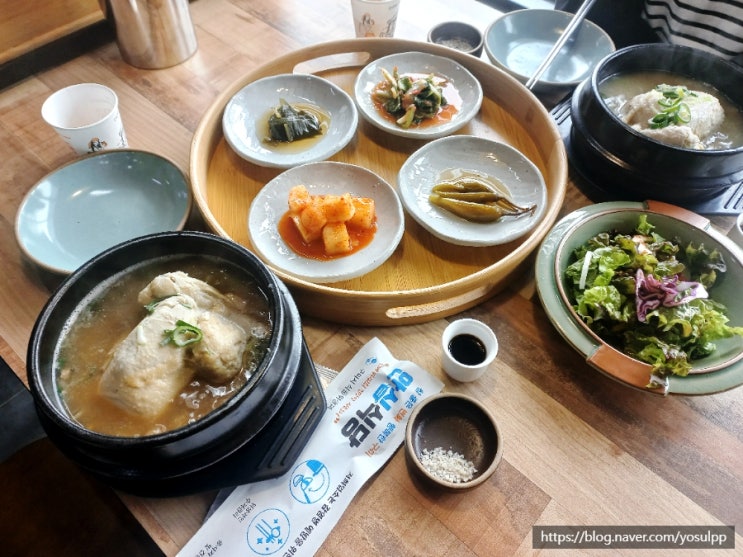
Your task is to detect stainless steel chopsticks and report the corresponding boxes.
[524,0,598,90]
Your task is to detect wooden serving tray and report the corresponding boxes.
[190,38,568,325]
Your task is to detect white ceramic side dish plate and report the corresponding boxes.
[397,135,547,246]
[15,150,191,275]
[248,161,404,283]
[354,51,483,139]
[223,73,358,169]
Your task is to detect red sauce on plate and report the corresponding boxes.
[278,212,378,260]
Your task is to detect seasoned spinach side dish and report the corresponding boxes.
[266,99,324,143]
[564,215,743,380]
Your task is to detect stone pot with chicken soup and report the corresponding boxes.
[27,231,325,497]
[570,44,743,204]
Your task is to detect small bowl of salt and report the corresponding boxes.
[427,21,484,57]
[405,392,502,490]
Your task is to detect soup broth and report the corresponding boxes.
[56,255,272,437]
[600,71,743,150]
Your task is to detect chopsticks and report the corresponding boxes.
[524,0,598,90]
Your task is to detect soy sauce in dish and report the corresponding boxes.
[448,334,487,365]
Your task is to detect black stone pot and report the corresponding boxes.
[27,231,325,497]
[570,44,743,204]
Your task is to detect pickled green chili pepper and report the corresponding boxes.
[431,191,505,203]
[429,175,535,223]
[429,194,535,222]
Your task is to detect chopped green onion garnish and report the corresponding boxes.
[649,85,697,129]
[161,320,202,347]
[144,295,175,314]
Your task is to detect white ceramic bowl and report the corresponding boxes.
[15,149,191,275]
[247,161,404,283]
[354,51,483,139]
[222,73,358,168]
[397,135,547,246]
[484,9,615,96]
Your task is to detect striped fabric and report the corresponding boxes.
[642,0,743,59]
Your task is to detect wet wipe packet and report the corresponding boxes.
[178,337,444,557]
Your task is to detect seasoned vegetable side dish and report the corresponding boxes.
[564,215,743,382]
[371,66,454,128]
[265,99,328,143]
[280,184,377,258]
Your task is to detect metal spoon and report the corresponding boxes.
[524,0,598,90]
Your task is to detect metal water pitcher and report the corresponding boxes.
[100,0,198,69]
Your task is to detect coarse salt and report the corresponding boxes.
[434,37,476,52]
[419,446,477,483]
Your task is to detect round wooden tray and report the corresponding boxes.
[190,38,568,326]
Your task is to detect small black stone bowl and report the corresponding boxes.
[405,392,502,490]
[428,21,484,57]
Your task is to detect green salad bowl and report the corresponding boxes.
[536,200,743,396]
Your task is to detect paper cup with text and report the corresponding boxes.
[350,0,400,37]
[41,83,128,155]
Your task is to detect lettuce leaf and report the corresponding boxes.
[567,216,743,377]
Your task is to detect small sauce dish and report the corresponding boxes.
[441,318,498,382]
[427,21,484,57]
[405,392,502,490]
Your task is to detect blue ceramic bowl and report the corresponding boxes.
[484,9,615,95]
[15,149,192,275]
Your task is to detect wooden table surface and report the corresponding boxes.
[1,0,742,555]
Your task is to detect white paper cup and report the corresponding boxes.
[441,318,498,382]
[41,83,128,155]
[350,0,400,37]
